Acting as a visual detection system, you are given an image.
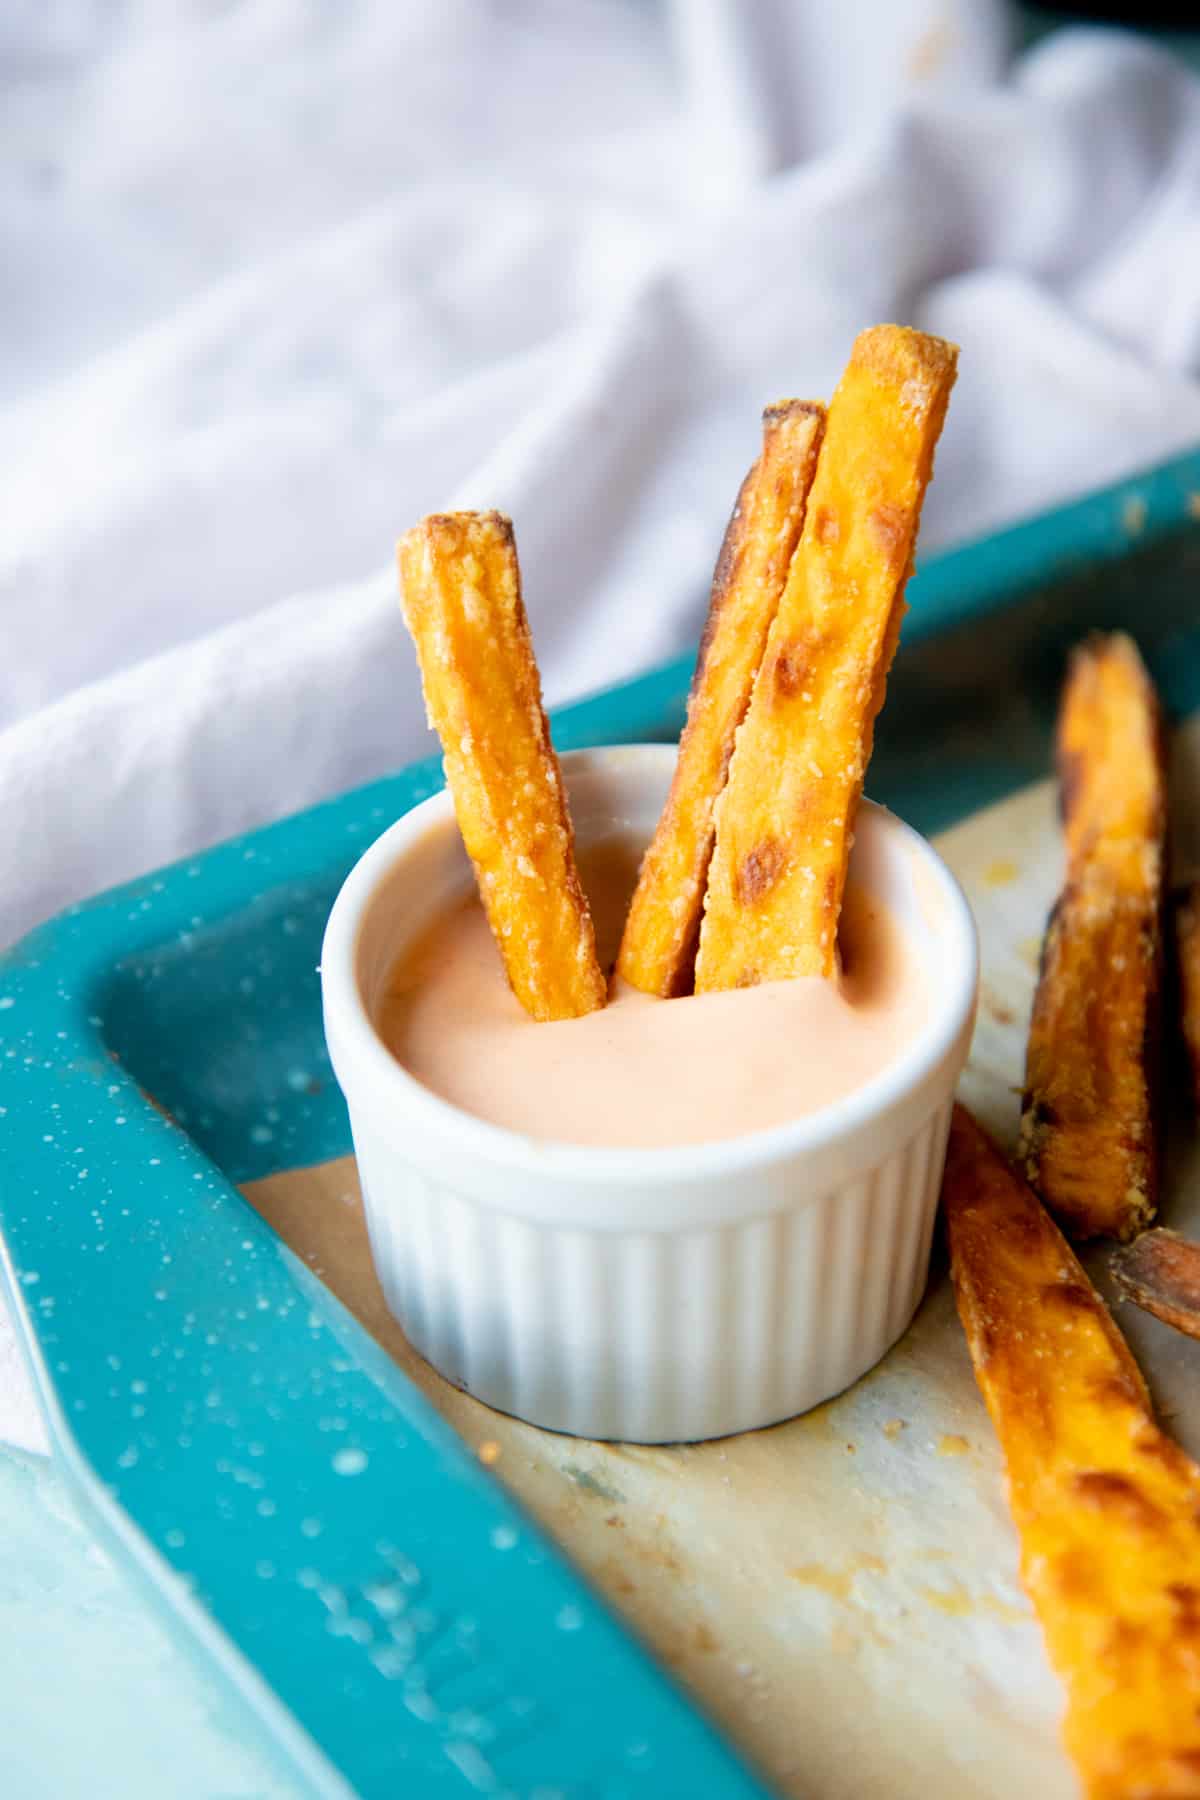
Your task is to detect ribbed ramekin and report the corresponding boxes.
[321,745,977,1443]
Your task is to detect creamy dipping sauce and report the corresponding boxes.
[377,841,928,1149]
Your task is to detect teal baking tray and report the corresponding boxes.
[3,445,1200,1797]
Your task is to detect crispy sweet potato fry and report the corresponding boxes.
[1111,1229,1200,1343]
[945,1104,1200,1800]
[1176,882,1200,1106]
[1019,634,1166,1241]
[694,326,957,991]
[616,401,825,996]
[397,511,605,1022]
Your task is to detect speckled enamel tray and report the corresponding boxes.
[3,446,1200,1798]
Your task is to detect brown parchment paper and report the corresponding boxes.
[240,718,1200,1800]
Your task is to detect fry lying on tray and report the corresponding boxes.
[1111,1228,1200,1343]
[945,1104,1200,1800]
[616,399,825,998]
[694,325,957,991]
[397,511,606,1022]
[1019,633,1167,1242]
[1176,880,1200,1107]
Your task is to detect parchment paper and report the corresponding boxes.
[241,717,1200,1799]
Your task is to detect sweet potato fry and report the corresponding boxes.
[694,325,957,991]
[397,511,605,1022]
[945,1104,1200,1800]
[1019,634,1166,1241]
[1111,1229,1200,1343]
[616,400,825,996]
[1176,882,1200,1106]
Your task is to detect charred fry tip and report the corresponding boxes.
[1110,1229,1200,1344]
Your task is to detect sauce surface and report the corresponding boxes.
[377,841,927,1149]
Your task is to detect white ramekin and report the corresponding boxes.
[321,744,977,1443]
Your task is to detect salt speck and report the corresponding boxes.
[555,1604,583,1632]
[165,1528,186,1549]
[300,1517,322,1538]
[490,1525,518,1551]
[0,998,13,1011]
[445,1743,493,1788]
[370,1645,408,1680]
[332,1447,368,1477]
[116,1446,139,1469]
[363,1581,402,1617]
[250,1125,273,1145]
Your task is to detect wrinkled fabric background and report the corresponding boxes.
[3,0,1200,1450]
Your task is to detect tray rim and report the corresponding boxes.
[3,438,1200,1798]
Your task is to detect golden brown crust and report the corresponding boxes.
[945,1105,1200,1800]
[615,401,825,996]
[1176,882,1200,1107]
[1111,1229,1200,1343]
[1019,634,1166,1240]
[694,326,958,991]
[396,511,606,1022]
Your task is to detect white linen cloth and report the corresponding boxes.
[3,0,1200,1452]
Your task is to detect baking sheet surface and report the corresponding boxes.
[240,721,1200,1800]
[233,715,1200,1798]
